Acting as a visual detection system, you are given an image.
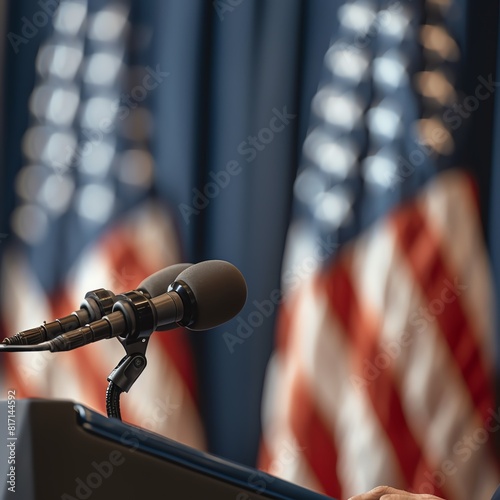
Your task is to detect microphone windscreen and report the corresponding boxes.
[138,263,193,297]
[173,260,247,331]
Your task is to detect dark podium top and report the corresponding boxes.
[0,399,335,500]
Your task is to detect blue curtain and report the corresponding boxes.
[1,0,499,469]
[146,0,342,465]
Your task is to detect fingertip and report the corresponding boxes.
[347,485,395,500]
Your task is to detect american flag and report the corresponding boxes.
[0,0,205,449]
[259,0,500,498]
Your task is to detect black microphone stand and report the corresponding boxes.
[106,336,148,420]
[103,289,157,420]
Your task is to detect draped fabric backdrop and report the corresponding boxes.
[0,0,500,498]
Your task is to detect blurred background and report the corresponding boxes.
[1,0,500,498]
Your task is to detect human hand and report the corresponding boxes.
[347,486,445,500]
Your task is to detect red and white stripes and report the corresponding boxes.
[260,171,500,499]
[1,202,206,450]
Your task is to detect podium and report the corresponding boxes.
[0,399,334,499]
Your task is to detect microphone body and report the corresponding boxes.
[46,260,247,352]
[2,289,115,346]
[2,263,192,346]
[48,291,184,351]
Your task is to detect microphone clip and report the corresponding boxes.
[112,290,157,341]
[107,351,148,394]
[105,291,158,419]
[106,333,149,420]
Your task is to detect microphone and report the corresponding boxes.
[136,263,194,331]
[2,263,193,346]
[137,263,193,296]
[17,260,246,352]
